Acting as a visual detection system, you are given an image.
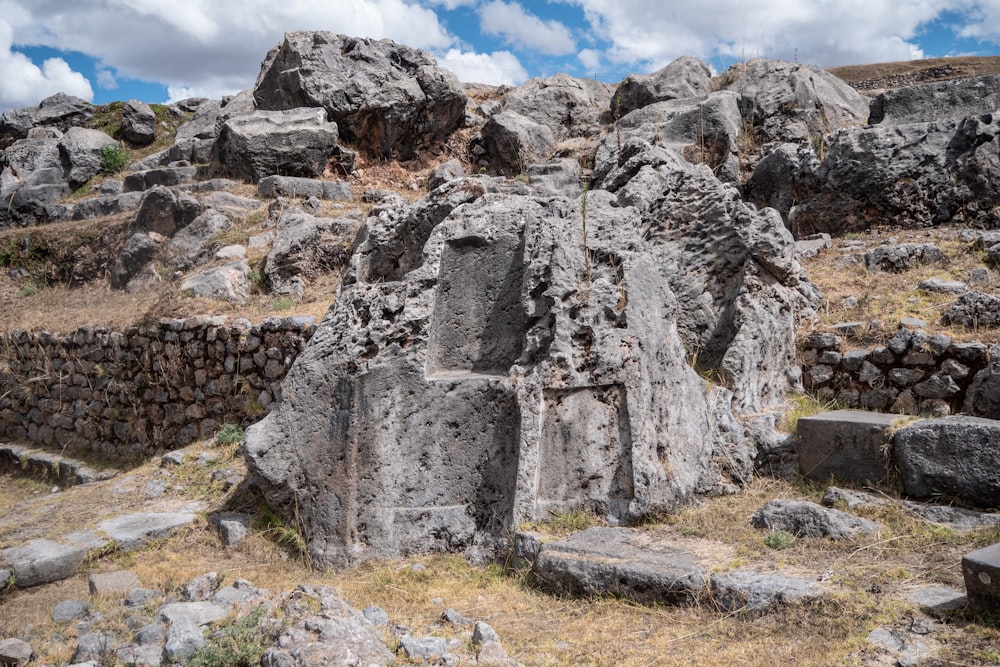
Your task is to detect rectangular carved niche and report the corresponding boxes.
[427,234,526,376]
[538,384,634,522]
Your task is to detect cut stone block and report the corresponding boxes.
[89,570,141,596]
[963,542,1000,612]
[796,410,898,484]
[1,539,87,588]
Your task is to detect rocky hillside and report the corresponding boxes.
[2,34,1000,666]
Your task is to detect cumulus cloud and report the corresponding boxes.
[0,18,93,110]
[438,48,528,84]
[2,0,457,109]
[479,0,577,55]
[425,0,478,8]
[560,0,953,74]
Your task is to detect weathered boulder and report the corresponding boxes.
[110,233,163,289]
[744,142,820,220]
[612,56,713,116]
[246,141,816,565]
[253,31,466,160]
[0,539,87,588]
[750,499,881,539]
[717,59,868,142]
[260,585,393,667]
[121,99,157,145]
[0,93,94,147]
[180,261,251,304]
[163,209,233,270]
[0,128,116,227]
[869,75,1000,126]
[593,92,743,183]
[526,158,581,197]
[893,416,1000,507]
[790,113,1000,236]
[97,511,199,551]
[258,175,351,201]
[264,211,358,296]
[126,186,203,237]
[862,243,945,273]
[124,166,199,192]
[71,192,143,221]
[215,108,339,183]
[710,570,822,612]
[943,291,1000,329]
[0,638,33,666]
[472,111,555,176]
[499,73,614,139]
[965,350,1000,418]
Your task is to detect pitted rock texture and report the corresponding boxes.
[245,144,817,567]
[253,31,466,160]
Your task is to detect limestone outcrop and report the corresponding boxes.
[245,142,818,566]
[253,31,466,160]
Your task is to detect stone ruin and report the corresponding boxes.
[245,144,819,567]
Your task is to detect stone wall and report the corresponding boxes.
[801,328,994,416]
[0,315,316,460]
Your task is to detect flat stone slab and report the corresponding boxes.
[906,586,966,614]
[533,527,726,605]
[157,601,230,626]
[963,542,1000,612]
[710,570,823,612]
[1,539,87,588]
[0,638,33,666]
[751,499,881,539]
[0,443,118,486]
[796,410,898,484]
[822,486,1000,531]
[89,570,141,596]
[98,511,198,551]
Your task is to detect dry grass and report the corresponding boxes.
[828,56,1000,88]
[4,448,1000,666]
[800,225,1000,347]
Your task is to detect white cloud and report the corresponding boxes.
[0,18,93,110]
[2,0,457,110]
[425,0,478,8]
[578,48,601,73]
[479,0,577,55]
[560,0,956,74]
[438,48,528,84]
[95,66,118,90]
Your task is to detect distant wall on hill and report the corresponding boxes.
[0,315,315,460]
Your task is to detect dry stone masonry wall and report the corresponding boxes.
[0,315,315,460]
[801,328,997,417]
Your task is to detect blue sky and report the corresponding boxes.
[2,0,1000,112]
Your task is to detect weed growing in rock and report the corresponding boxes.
[98,144,131,175]
[188,606,278,667]
[764,530,795,550]
[215,423,245,446]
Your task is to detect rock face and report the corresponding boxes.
[253,31,466,160]
[473,111,555,176]
[612,56,713,117]
[869,75,1000,126]
[215,108,339,182]
[499,73,614,139]
[121,99,157,145]
[0,93,94,147]
[789,112,1000,235]
[245,140,817,566]
[893,416,1000,508]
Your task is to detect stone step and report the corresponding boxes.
[0,443,119,487]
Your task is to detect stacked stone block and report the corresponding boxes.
[0,315,315,460]
[801,328,990,416]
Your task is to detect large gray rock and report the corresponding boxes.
[744,142,820,220]
[534,527,713,604]
[124,166,199,192]
[593,92,744,183]
[71,192,143,221]
[0,93,94,146]
[260,585,393,667]
[215,108,339,183]
[163,209,233,271]
[246,144,815,565]
[796,410,897,484]
[0,128,116,227]
[710,570,822,612]
[264,212,357,296]
[0,638,33,666]
[0,539,87,588]
[790,113,1000,236]
[253,31,466,160]
[499,73,614,139]
[862,243,945,273]
[473,110,555,176]
[258,175,352,201]
[126,185,203,237]
[97,510,199,551]
[965,351,1000,418]
[870,75,1000,126]
[750,499,881,539]
[164,616,204,662]
[717,59,869,143]
[110,233,162,290]
[893,416,1000,507]
[943,291,1000,329]
[121,100,157,145]
[180,261,251,304]
[612,56,713,116]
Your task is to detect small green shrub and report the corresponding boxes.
[99,143,130,175]
[271,297,295,311]
[764,530,795,550]
[16,283,38,298]
[545,509,595,534]
[187,606,277,667]
[215,423,245,446]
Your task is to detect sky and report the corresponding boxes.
[2,0,1000,112]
